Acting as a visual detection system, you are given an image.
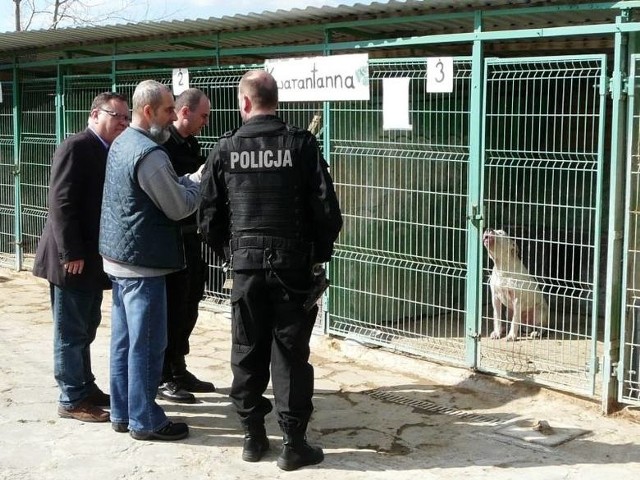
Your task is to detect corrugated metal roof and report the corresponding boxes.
[0,0,622,67]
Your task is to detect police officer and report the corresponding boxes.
[158,88,215,404]
[198,70,342,471]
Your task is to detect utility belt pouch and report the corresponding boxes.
[222,259,234,290]
[303,265,329,311]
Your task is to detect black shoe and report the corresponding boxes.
[85,388,110,408]
[242,428,270,462]
[174,370,215,393]
[130,421,189,441]
[112,422,128,433]
[277,434,324,471]
[157,381,196,404]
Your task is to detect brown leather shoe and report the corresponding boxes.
[58,401,109,422]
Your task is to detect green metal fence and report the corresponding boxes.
[479,56,606,395]
[0,53,628,406]
[0,78,15,268]
[329,58,472,365]
[620,55,640,404]
[19,76,57,268]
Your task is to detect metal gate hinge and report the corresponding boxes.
[611,361,619,377]
[608,75,628,98]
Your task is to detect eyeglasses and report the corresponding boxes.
[99,108,130,122]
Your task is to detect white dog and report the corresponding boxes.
[483,229,549,341]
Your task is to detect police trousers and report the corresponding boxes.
[229,268,318,434]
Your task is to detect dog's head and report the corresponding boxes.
[483,229,520,262]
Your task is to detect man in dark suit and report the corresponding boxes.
[33,92,130,422]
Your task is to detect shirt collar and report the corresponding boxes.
[87,126,110,149]
[168,124,188,144]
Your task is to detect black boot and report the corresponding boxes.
[242,424,270,462]
[172,355,215,393]
[277,433,324,471]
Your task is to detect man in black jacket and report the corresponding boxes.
[198,70,342,471]
[33,92,130,422]
[158,88,215,403]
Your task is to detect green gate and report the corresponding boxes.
[19,75,57,270]
[0,78,15,268]
[477,55,607,395]
[619,54,640,406]
[326,55,607,395]
[328,57,472,366]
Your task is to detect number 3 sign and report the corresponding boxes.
[172,68,190,95]
[426,57,453,93]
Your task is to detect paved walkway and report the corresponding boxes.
[1,268,639,479]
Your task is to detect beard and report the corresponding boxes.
[148,122,171,143]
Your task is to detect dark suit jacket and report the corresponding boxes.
[33,128,111,290]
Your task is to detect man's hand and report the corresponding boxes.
[64,259,85,275]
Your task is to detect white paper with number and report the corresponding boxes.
[426,57,454,93]
[172,68,190,95]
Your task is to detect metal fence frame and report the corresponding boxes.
[3,2,640,413]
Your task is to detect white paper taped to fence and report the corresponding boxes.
[172,68,190,96]
[264,54,370,102]
[426,57,454,93]
[383,77,412,130]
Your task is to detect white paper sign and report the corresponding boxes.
[383,78,412,130]
[172,68,190,95]
[426,57,454,93]
[265,54,370,102]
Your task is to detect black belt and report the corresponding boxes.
[230,235,311,253]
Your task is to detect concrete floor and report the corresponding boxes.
[1,268,639,480]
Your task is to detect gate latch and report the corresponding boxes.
[467,204,483,222]
[610,361,619,378]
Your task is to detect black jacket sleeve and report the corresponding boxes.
[303,132,343,263]
[197,143,230,259]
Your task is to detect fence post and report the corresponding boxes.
[602,13,629,415]
[465,10,485,369]
[12,64,22,271]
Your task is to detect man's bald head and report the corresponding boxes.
[238,70,278,117]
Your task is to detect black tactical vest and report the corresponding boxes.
[219,125,313,270]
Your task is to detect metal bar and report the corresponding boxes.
[12,65,21,271]
[618,51,636,404]
[56,64,64,143]
[590,54,608,396]
[323,28,332,335]
[465,11,484,368]
[602,14,629,413]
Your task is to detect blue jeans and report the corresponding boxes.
[51,284,103,409]
[109,275,169,433]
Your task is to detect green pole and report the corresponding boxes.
[12,63,22,271]
[602,12,629,414]
[465,10,485,368]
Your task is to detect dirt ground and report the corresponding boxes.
[1,268,640,480]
